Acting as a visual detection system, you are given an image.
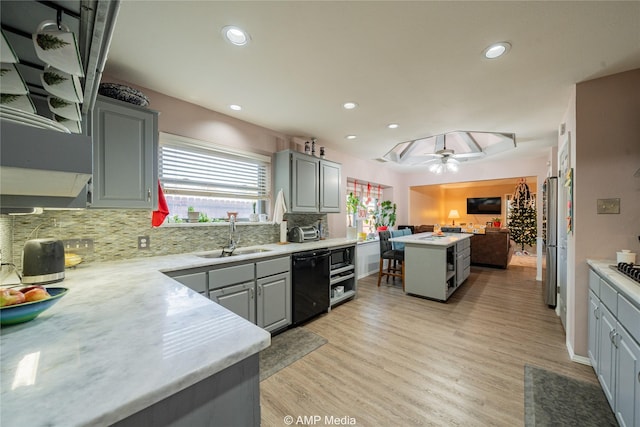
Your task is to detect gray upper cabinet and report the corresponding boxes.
[90,96,159,209]
[274,150,341,213]
[320,159,341,212]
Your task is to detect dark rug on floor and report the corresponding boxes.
[524,364,618,426]
[259,327,328,381]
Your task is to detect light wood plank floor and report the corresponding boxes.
[260,264,598,426]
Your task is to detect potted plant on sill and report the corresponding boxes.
[492,217,502,228]
[249,202,259,222]
[375,200,397,231]
[187,206,200,223]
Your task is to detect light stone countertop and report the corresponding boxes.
[587,259,640,309]
[390,232,473,247]
[0,238,356,427]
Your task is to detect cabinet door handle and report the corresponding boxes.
[594,307,599,319]
[147,188,151,202]
[258,285,262,296]
[250,288,254,299]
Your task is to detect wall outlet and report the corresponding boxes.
[138,236,150,250]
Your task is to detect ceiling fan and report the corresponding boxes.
[382,131,516,169]
[423,133,485,173]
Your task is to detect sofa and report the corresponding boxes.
[469,228,515,269]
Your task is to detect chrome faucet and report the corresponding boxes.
[221,214,238,256]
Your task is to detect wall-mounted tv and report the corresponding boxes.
[466,197,502,215]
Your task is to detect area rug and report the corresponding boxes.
[259,327,328,381]
[524,365,617,426]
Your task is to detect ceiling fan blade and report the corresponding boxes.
[452,151,486,159]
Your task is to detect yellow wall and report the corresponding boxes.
[409,177,537,226]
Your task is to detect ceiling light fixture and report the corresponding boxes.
[483,42,511,59]
[346,135,357,140]
[387,123,399,129]
[229,104,242,111]
[222,26,250,46]
[428,157,459,174]
[343,102,358,110]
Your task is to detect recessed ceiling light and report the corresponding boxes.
[483,42,511,59]
[222,26,250,46]
[387,123,399,129]
[346,135,357,140]
[229,104,242,111]
[343,102,358,110]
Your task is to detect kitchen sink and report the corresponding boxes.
[196,248,272,258]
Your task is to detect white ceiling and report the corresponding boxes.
[104,1,640,172]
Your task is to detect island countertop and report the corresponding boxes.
[390,232,473,247]
[0,238,356,427]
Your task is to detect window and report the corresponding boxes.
[159,133,270,222]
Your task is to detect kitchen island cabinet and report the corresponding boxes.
[90,96,159,209]
[391,232,472,301]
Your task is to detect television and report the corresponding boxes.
[466,197,502,215]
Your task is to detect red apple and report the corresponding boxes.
[23,288,50,303]
[0,289,27,307]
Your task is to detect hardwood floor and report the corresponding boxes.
[260,264,597,426]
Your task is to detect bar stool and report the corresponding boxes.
[377,230,405,290]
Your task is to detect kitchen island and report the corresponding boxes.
[390,232,473,301]
[0,238,355,427]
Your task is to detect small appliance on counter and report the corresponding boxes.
[616,249,636,264]
[22,238,65,284]
[288,226,320,243]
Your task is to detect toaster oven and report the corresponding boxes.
[288,226,320,243]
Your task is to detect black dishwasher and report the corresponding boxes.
[292,249,330,325]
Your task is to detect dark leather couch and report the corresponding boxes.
[470,228,515,269]
[408,224,514,268]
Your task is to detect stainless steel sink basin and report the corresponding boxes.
[234,248,272,255]
[196,248,272,258]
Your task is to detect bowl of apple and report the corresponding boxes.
[0,286,68,326]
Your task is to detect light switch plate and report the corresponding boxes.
[596,198,620,214]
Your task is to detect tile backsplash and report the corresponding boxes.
[2,210,328,269]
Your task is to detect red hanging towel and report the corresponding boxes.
[152,180,169,226]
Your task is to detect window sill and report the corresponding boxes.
[160,221,274,228]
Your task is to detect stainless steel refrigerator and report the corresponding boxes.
[543,177,558,307]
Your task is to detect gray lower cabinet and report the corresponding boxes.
[257,273,290,332]
[171,271,207,295]
[210,282,256,324]
[588,267,640,427]
[90,96,159,209]
[256,256,291,333]
[169,256,292,333]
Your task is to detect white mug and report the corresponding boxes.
[40,65,83,103]
[32,20,84,77]
[259,214,268,222]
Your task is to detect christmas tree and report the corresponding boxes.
[508,179,537,251]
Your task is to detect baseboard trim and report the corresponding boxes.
[566,341,591,366]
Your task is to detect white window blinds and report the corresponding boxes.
[159,135,269,200]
